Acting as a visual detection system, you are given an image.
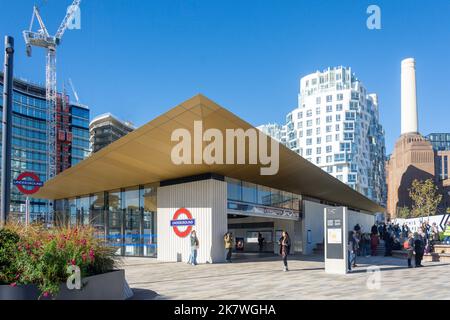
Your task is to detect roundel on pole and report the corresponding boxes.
[170,208,195,238]
[13,172,43,195]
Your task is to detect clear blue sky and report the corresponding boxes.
[1,0,450,153]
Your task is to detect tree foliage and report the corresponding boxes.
[408,179,442,218]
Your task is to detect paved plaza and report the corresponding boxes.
[121,253,450,300]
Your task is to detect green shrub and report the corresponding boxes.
[0,229,20,285]
[3,224,117,298]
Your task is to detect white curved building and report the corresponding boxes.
[285,66,386,206]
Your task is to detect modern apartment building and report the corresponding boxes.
[285,66,386,206]
[256,123,287,145]
[89,113,135,153]
[0,73,90,222]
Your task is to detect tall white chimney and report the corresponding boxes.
[401,58,418,134]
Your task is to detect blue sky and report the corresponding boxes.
[1,0,450,153]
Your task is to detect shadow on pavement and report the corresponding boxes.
[128,288,160,300]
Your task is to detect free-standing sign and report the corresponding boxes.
[170,208,195,238]
[324,207,348,274]
[13,172,43,195]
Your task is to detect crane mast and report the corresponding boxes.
[23,0,81,224]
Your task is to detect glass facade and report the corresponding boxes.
[54,183,158,257]
[0,75,90,223]
[226,177,302,212]
[426,133,450,151]
[0,81,49,222]
[71,105,90,166]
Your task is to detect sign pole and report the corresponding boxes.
[1,36,14,227]
[25,197,30,226]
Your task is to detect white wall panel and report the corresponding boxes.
[157,179,227,263]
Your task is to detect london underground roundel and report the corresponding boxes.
[170,208,195,238]
[13,172,43,195]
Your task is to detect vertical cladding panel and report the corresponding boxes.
[157,179,227,263]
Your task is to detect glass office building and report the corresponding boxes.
[0,73,90,222]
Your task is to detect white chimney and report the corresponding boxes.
[401,58,418,135]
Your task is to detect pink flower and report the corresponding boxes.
[10,282,17,287]
[81,239,87,246]
[82,253,87,263]
[15,274,20,280]
[71,259,76,265]
[43,292,49,298]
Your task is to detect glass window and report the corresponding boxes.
[257,185,272,206]
[242,181,257,204]
[90,192,105,238]
[124,187,140,256]
[142,184,157,257]
[227,178,242,201]
[108,189,122,255]
[77,196,90,226]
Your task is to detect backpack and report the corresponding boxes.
[403,240,410,250]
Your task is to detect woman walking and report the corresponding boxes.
[188,230,199,266]
[280,231,291,272]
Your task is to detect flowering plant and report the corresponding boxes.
[0,224,117,298]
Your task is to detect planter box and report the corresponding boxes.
[0,284,40,300]
[0,269,126,300]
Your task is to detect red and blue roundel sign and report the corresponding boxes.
[13,172,43,195]
[170,208,195,238]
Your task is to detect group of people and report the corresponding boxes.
[186,229,292,272]
[347,220,450,271]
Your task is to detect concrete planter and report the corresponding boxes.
[0,269,126,300]
[0,284,40,300]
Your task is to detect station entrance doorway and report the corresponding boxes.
[227,213,302,255]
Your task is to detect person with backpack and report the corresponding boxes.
[404,232,415,268]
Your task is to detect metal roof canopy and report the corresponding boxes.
[34,94,385,213]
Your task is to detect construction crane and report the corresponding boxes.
[23,0,81,223]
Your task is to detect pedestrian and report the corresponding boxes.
[413,232,424,267]
[348,231,356,272]
[188,230,199,266]
[224,232,233,262]
[371,224,378,236]
[257,232,265,252]
[404,232,415,268]
[370,232,379,256]
[280,231,291,272]
[363,233,371,257]
[443,222,450,244]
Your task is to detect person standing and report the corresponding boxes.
[257,232,265,252]
[370,232,379,256]
[224,232,233,262]
[371,224,378,236]
[444,222,450,244]
[405,232,415,268]
[348,231,356,272]
[280,231,290,272]
[188,230,199,266]
[414,232,424,267]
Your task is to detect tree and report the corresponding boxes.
[408,179,443,218]
[397,206,411,219]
